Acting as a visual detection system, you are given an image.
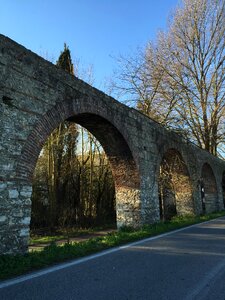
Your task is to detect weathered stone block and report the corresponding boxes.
[8,189,19,199]
[0,183,7,190]
[0,215,7,222]
[21,217,31,225]
[19,228,29,237]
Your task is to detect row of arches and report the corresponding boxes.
[158,149,224,221]
[19,109,225,231]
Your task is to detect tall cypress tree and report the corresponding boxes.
[54,43,79,226]
[56,43,74,75]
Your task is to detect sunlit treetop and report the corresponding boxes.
[56,43,74,75]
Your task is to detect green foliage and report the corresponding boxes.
[56,43,74,75]
[1,211,225,280]
[31,128,116,229]
[31,44,116,230]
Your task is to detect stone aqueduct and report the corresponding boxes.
[0,34,225,254]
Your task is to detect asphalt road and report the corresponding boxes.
[1,217,225,300]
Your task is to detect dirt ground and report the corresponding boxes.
[29,229,116,252]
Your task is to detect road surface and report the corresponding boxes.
[1,217,225,299]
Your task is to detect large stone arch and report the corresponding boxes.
[201,163,218,213]
[17,98,141,224]
[158,148,194,220]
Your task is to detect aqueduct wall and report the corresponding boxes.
[1,35,225,254]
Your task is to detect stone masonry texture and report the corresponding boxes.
[1,34,225,254]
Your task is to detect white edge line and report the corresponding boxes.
[0,216,224,289]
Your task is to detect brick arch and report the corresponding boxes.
[201,163,218,213]
[158,148,194,220]
[16,98,141,228]
[157,141,197,180]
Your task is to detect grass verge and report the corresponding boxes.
[1,211,225,281]
[29,224,116,245]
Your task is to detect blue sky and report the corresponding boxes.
[0,0,179,90]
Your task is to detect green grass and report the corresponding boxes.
[29,225,116,245]
[30,235,66,245]
[30,230,93,245]
[1,211,225,281]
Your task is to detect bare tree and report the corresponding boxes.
[111,0,225,156]
[109,49,176,125]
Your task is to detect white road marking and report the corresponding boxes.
[185,256,225,300]
[0,217,223,289]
